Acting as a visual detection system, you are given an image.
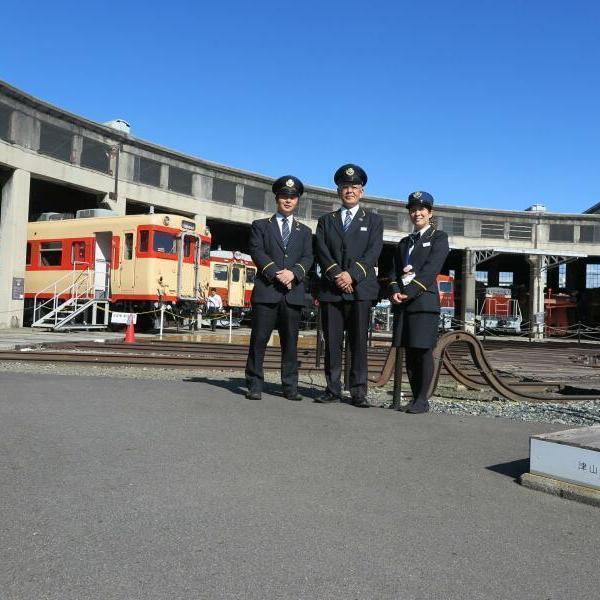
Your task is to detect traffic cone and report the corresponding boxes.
[124,318,136,344]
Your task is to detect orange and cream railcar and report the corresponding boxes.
[208,250,255,313]
[25,212,211,325]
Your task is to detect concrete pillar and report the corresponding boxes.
[194,213,207,230]
[527,255,546,340]
[460,249,476,333]
[235,184,244,207]
[100,192,126,215]
[0,169,31,328]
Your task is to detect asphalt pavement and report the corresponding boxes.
[1,371,599,600]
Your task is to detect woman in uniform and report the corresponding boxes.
[389,191,450,414]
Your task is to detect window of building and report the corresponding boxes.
[71,241,86,264]
[39,122,73,162]
[440,216,465,237]
[40,241,63,266]
[243,186,266,210]
[586,264,600,289]
[213,263,228,281]
[558,263,567,288]
[168,166,193,195]
[139,230,149,252]
[0,103,12,141]
[549,224,574,243]
[509,223,532,240]
[246,267,256,284]
[81,138,111,173]
[153,231,177,254]
[476,271,488,284]
[26,243,31,265]
[212,179,237,203]
[480,221,505,239]
[499,272,513,287]
[133,156,162,187]
[579,225,600,243]
[124,233,134,260]
[311,198,334,218]
[377,209,399,230]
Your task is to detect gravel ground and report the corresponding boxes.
[3,359,600,427]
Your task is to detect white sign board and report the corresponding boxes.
[111,312,138,325]
[530,426,600,491]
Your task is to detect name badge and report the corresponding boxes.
[423,242,431,247]
[360,226,367,231]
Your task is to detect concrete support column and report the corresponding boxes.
[194,213,207,230]
[461,249,476,333]
[100,192,126,215]
[527,255,546,341]
[0,169,31,328]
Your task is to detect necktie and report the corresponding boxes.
[281,217,290,247]
[408,231,420,247]
[343,209,352,232]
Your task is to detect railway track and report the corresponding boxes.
[1,334,600,402]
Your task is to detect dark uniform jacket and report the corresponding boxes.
[388,227,450,313]
[248,215,314,307]
[315,207,383,302]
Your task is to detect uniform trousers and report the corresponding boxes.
[405,347,434,405]
[321,300,372,399]
[245,300,302,395]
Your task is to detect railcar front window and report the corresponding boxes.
[139,230,149,252]
[40,242,63,266]
[26,243,31,265]
[246,268,256,284]
[153,231,177,254]
[213,264,228,281]
[231,266,241,282]
[201,243,210,260]
[438,281,452,293]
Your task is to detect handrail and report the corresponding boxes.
[33,262,95,325]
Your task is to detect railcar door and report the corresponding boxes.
[119,231,136,291]
[228,263,245,307]
[94,232,112,299]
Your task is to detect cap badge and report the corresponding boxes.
[346,167,355,176]
[413,191,422,199]
[285,178,295,188]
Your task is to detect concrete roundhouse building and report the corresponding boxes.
[1,80,600,336]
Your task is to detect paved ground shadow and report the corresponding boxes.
[183,376,318,400]
[486,458,529,481]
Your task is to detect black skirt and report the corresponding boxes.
[392,308,440,349]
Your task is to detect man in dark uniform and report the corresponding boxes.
[389,191,449,413]
[245,175,314,401]
[314,164,383,407]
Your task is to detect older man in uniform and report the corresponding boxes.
[315,164,383,407]
[245,175,314,401]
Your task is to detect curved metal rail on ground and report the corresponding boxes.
[369,330,600,403]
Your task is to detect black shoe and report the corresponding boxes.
[314,392,340,404]
[352,397,371,408]
[246,391,262,400]
[406,401,430,414]
[285,392,303,401]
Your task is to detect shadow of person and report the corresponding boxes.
[183,375,316,400]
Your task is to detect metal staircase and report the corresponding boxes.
[31,263,110,331]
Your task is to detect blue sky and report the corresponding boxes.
[2,0,600,213]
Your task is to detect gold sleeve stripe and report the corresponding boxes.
[389,281,398,285]
[413,279,427,291]
[295,263,306,275]
[356,262,367,277]
[325,263,339,273]
[262,261,275,274]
